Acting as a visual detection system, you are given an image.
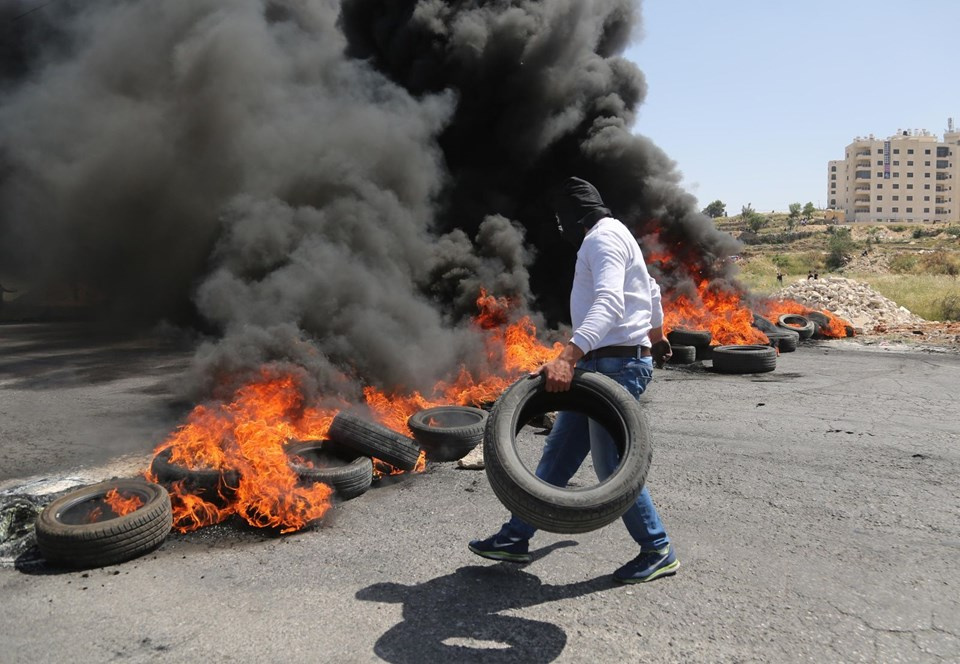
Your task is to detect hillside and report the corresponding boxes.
[713,212,960,349]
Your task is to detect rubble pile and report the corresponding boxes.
[775,277,925,331]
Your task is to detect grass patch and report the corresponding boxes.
[848,273,960,321]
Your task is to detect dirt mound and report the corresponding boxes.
[775,276,925,331]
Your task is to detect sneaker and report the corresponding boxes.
[613,545,679,584]
[468,533,531,563]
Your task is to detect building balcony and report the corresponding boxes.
[855,151,871,157]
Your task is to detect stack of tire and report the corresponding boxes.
[752,314,798,353]
[665,327,713,365]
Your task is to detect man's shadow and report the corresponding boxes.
[356,542,616,663]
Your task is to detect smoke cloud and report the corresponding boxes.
[0,0,740,399]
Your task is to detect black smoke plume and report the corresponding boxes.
[0,0,739,400]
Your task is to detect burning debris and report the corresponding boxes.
[1,2,854,535]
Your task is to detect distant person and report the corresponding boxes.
[776,270,783,286]
[814,272,819,280]
[807,271,813,280]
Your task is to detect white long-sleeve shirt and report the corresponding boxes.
[569,217,663,354]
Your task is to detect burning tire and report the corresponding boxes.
[752,313,778,334]
[764,328,799,353]
[149,447,239,506]
[328,411,422,472]
[806,311,830,338]
[483,370,651,534]
[777,314,815,340]
[406,406,487,462]
[666,327,712,347]
[711,345,777,374]
[668,344,696,365]
[286,440,373,500]
[34,479,172,569]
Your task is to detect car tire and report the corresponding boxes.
[777,314,815,339]
[765,328,799,353]
[667,344,696,365]
[666,328,712,347]
[286,440,373,500]
[711,345,777,374]
[149,447,239,506]
[327,411,421,472]
[34,479,172,569]
[483,370,652,534]
[407,406,488,462]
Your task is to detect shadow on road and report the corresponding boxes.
[356,542,616,663]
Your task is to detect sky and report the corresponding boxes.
[624,0,960,215]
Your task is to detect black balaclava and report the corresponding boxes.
[553,177,612,248]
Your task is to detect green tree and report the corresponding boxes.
[702,200,726,218]
[802,202,817,219]
[741,204,768,233]
[825,226,856,269]
[787,203,801,230]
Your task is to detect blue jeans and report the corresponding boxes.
[498,355,670,551]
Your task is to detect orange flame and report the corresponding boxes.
[86,488,144,523]
[663,279,768,345]
[147,290,561,532]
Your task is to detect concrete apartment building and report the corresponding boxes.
[828,120,960,223]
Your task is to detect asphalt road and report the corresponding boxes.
[1,323,958,663]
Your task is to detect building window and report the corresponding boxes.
[893,160,900,166]
[937,147,949,157]
[878,149,884,154]
[925,161,931,166]
[876,183,883,189]
[907,208,913,213]
[907,196,913,201]
[877,195,883,200]
[893,184,900,189]
[831,165,837,172]
[925,173,931,178]
[924,196,930,201]
[893,196,899,201]
[908,149,914,154]
[925,149,931,154]
[894,148,900,154]
[892,207,899,212]
[907,184,914,189]
[893,172,900,177]
[876,171,883,177]
[907,173,914,178]
[831,174,837,180]
[925,184,931,189]
[907,161,914,166]
[924,208,930,213]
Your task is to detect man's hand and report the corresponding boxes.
[651,339,672,368]
[533,342,583,392]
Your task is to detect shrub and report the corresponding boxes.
[937,294,960,321]
[889,225,907,233]
[944,226,960,238]
[912,227,942,239]
[919,251,960,276]
[889,253,918,273]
